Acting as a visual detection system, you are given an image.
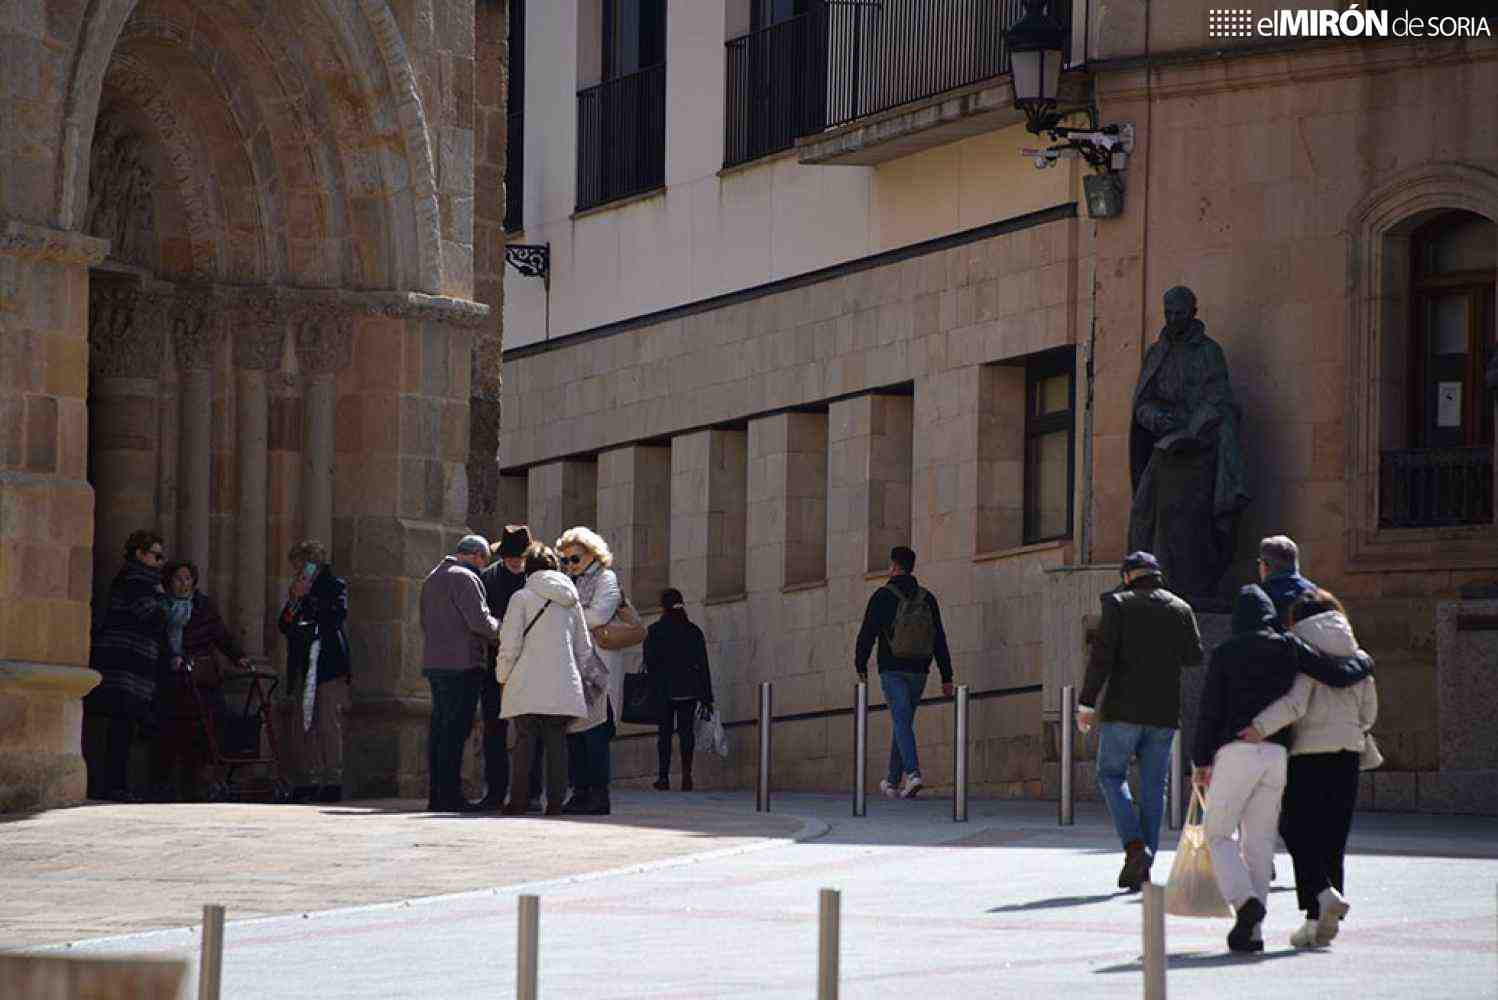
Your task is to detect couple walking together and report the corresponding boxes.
[1081,538,1378,952]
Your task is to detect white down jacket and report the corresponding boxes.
[1253,611,1378,755]
[495,570,591,720]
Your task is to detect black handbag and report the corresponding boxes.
[621,670,666,725]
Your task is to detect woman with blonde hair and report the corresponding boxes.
[556,526,623,815]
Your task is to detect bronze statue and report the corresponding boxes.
[1127,287,1250,599]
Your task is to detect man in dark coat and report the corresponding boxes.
[475,524,532,810]
[854,545,954,800]
[1078,551,1204,891]
[1128,286,1251,599]
[643,588,715,791]
[278,540,351,804]
[83,530,171,801]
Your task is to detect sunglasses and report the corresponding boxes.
[561,554,585,565]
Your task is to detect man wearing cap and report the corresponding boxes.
[475,525,532,810]
[419,534,501,813]
[1078,551,1204,890]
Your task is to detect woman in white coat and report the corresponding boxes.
[495,544,595,816]
[557,526,623,816]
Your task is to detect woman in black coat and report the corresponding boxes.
[83,530,172,801]
[643,589,714,791]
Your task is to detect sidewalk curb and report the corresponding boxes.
[39,811,832,953]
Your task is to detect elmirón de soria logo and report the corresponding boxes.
[1208,4,1493,39]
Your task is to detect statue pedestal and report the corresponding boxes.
[1431,598,1498,815]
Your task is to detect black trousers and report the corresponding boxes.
[511,715,569,809]
[426,670,482,807]
[479,669,508,802]
[1280,751,1360,918]
[83,710,136,797]
[657,699,698,777]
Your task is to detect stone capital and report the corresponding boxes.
[169,292,222,372]
[231,299,287,371]
[88,280,163,379]
[0,219,110,266]
[293,305,356,377]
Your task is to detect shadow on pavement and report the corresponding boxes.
[987,890,1133,912]
[1094,948,1307,972]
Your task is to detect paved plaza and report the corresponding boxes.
[4,792,1496,998]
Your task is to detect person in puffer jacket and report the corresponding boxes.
[1240,589,1377,951]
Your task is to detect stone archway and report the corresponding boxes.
[0,0,494,811]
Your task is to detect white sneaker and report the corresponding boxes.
[878,779,898,799]
[899,772,924,798]
[1290,919,1321,949]
[1315,887,1350,944]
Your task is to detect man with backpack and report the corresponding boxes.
[855,546,954,799]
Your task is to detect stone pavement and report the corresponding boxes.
[0,795,807,950]
[11,793,1498,998]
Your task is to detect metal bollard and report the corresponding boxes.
[197,904,224,1000]
[817,888,841,1000]
[1142,882,1167,1000]
[853,681,868,817]
[953,684,970,822]
[756,681,773,813]
[517,894,539,1000]
[1168,730,1184,830]
[1059,684,1075,826]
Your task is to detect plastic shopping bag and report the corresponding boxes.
[1164,787,1233,918]
[695,703,729,759]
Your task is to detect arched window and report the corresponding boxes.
[1380,210,1495,527]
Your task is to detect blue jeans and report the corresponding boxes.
[1096,721,1176,854]
[880,671,928,785]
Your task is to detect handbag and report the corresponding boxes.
[1165,786,1233,918]
[621,670,666,725]
[694,702,729,759]
[1359,731,1384,771]
[593,592,648,650]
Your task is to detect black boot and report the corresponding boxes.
[585,787,611,816]
[681,752,694,792]
[653,775,670,791]
[562,786,594,814]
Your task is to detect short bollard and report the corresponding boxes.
[1059,684,1076,826]
[817,888,841,1000]
[852,681,868,818]
[1142,882,1166,1000]
[517,894,539,1000]
[1168,731,1184,831]
[953,684,970,823]
[197,904,224,1000]
[756,681,773,813]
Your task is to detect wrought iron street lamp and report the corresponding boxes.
[1007,0,1068,135]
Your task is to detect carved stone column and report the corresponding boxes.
[86,278,163,609]
[294,308,355,550]
[171,293,218,578]
[232,301,285,657]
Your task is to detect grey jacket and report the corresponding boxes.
[419,556,499,674]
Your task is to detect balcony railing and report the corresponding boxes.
[1379,447,1494,528]
[825,0,1072,129]
[725,10,829,168]
[504,108,524,232]
[576,63,666,213]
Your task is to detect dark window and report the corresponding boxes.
[1380,210,1495,528]
[577,0,666,211]
[724,0,828,167]
[503,0,525,232]
[1024,348,1075,544]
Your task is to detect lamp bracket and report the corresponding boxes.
[1021,121,1134,173]
[505,243,550,279]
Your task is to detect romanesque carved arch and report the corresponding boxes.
[55,0,446,293]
